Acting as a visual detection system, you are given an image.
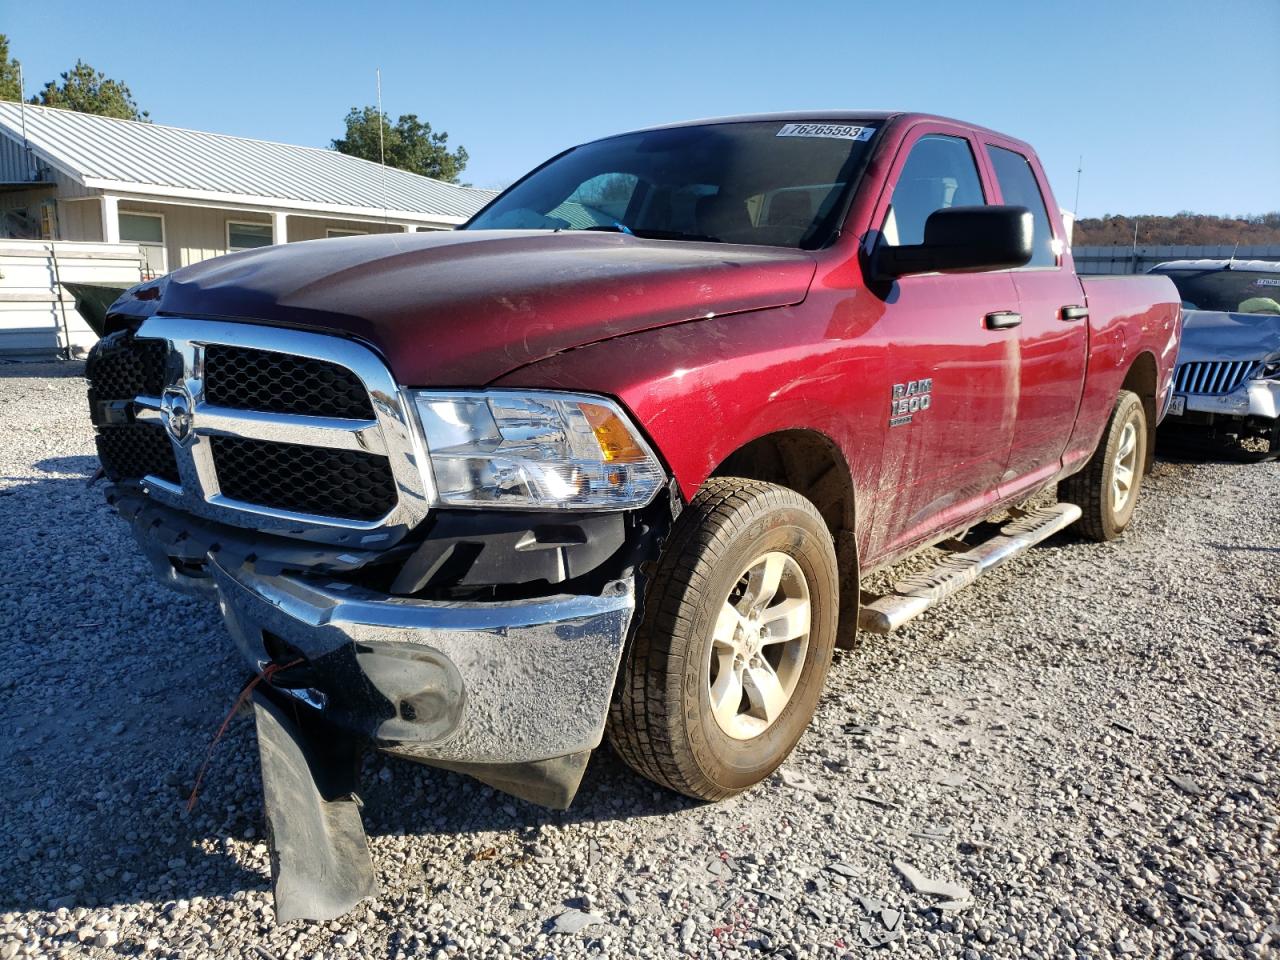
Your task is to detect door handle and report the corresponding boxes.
[984,310,1022,330]
[1060,305,1089,321]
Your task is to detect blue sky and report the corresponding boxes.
[8,0,1279,217]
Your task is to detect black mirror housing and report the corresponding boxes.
[876,205,1034,278]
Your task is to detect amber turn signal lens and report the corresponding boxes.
[580,403,648,463]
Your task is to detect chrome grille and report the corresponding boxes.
[87,334,177,484]
[85,318,432,545]
[95,422,180,485]
[1173,360,1259,396]
[86,333,167,403]
[210,436,397,521]
[204,344,375,419]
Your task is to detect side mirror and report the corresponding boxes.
[875,205,1034,278]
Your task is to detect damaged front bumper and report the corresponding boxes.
[115,491,646,922]
[209,557,634,782]
[120,492,638,809]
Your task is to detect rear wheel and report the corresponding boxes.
[606,478,838,801]
[1062,389,1148,541]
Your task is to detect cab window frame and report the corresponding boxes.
[981,140,1063,271]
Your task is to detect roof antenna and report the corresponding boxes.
[17,62,34,181]
[1071,154,1082,220]
[1227,240,1239,270]
[376,68,388,226]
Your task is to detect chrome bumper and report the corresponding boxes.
[154,544,635,765]
[1176,378,1280,420]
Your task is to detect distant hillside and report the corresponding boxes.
[1073,212,1280,247]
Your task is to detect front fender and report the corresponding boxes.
[489,303,886,506]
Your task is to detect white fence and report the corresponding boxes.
[0,239,143,359]
[1073,244,1280,275]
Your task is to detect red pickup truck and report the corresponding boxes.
[90,111,1179,917]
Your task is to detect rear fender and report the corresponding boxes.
[1065,276,1179,472]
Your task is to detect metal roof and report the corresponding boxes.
[1151,259,1280,273]
[0,102,496,222]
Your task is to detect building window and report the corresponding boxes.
[119,212,163,244]
[325,228,367,238]
[119,212,167,277]
[227,221,273,251]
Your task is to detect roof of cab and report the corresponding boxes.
[585,111,1026,147]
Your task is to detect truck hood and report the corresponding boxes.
[1179,309,1280,362]
[146,230,817,385]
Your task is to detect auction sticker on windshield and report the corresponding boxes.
[777,123,876,141]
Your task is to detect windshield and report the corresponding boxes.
[1153,268,1280,315]
[465,120,881,250]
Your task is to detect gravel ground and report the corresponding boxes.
[1,362,1277,960]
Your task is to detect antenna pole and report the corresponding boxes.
[1072,155,1082,218]
[17,62,33,180]
[376,68,387,224]
[376,68,385,167]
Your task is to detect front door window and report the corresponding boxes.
[880,135,986,246]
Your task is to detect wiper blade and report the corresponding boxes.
[629,229,722,243]
[578,225,723,243]
[582,221,633,235]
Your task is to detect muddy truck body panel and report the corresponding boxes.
[86,111,1179,919]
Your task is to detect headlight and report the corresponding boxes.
[411,389,665,510]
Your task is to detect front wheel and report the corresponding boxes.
[1062,389,1148,541]
[606,478,839,801]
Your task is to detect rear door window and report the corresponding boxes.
[987,146,1057,267]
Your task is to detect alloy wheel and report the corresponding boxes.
[1113,417,1139,512]
[705,551,811,740]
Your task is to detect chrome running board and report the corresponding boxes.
[858,503,1082,634]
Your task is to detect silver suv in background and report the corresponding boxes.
[1150,259,1280,455]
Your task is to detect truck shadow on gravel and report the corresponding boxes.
[0,460,699,920]
[1155,433,1276,464]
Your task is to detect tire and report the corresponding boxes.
[1062,389,1148,542]
[606,477,839,801]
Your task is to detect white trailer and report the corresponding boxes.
[0,239,143,360]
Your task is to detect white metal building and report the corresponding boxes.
[0,102,496,279]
